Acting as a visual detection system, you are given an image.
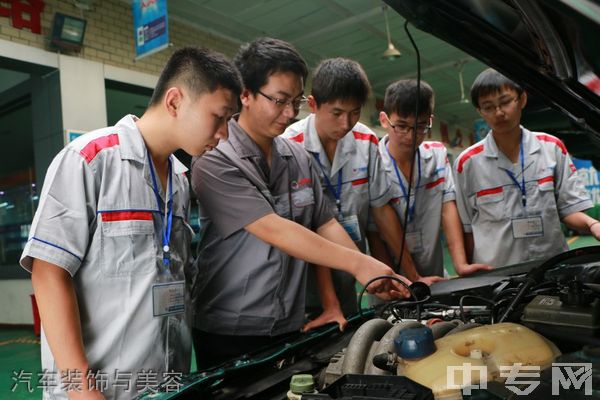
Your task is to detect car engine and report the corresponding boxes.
[313,246,600,399]
[137,246,600,400]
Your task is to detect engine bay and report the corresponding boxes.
[138,246,600,399]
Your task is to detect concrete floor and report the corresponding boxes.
[2,235,598,399]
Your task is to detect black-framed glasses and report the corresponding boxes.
[384,114,431,135]
[257,90,307,110]
[479,96,520,115]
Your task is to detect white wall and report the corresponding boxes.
[59,55,107,133]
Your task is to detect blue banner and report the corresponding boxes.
[572,157,600,205]
[133,0,169,60]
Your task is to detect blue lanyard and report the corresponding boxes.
[386,144,421,222]
[504,133,526,207]
[147,149,173,267]
[313,153,343,215]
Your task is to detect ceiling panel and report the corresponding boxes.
[165,0,490,130]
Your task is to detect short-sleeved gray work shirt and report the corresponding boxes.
[283,115,394,250]
[20,115,193,399]
[282,115,393,315]
[191,119,335,336]
[453,127,593,267]
[378,137,456,277]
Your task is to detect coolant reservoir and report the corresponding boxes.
[397,323,560,399]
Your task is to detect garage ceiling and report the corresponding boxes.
[167,0,489,131]
[0,0,490,143]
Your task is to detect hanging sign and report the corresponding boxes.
[132,0,169,60]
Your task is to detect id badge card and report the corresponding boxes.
[338,214,362,242]
[511,216,543,239]
[152,281,185,317]
[405,230,424,252]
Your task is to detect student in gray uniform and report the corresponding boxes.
[454,68,600,267]
[190,38,410,369]
[283,59,442,322]
[20,47,242,400]
[372,79,492,277]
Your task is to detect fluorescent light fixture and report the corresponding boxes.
[51,13,87,52]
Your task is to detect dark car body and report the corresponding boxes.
[386,0,600,167]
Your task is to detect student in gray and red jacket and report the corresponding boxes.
[21,47,242,400]
[454,68,600,267]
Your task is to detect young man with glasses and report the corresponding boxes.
[454,68,600,267]
[189,38,409,369]
[283,59,443,325]
[373,79,491,278]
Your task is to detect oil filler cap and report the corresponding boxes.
[394,326,436,360]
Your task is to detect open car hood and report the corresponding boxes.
[385,0,600,166]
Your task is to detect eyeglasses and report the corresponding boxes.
[479,96,520,115]
[384,114,431,136]
[257,90,308,110]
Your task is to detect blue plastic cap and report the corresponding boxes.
[394,326,436,360]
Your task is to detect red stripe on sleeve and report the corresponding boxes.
[537,176,554,185]
[423,142,445,150]
[289,132,304,143]
[535,134,567,155]
[80,134,120,163]
[457,144,484,173]
[353,131,379,146]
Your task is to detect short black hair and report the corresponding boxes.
[149,46,242,107]
[233,37,308,94]
[311,58,371,106]
[383,79,435,117]
[470,68,524,107]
